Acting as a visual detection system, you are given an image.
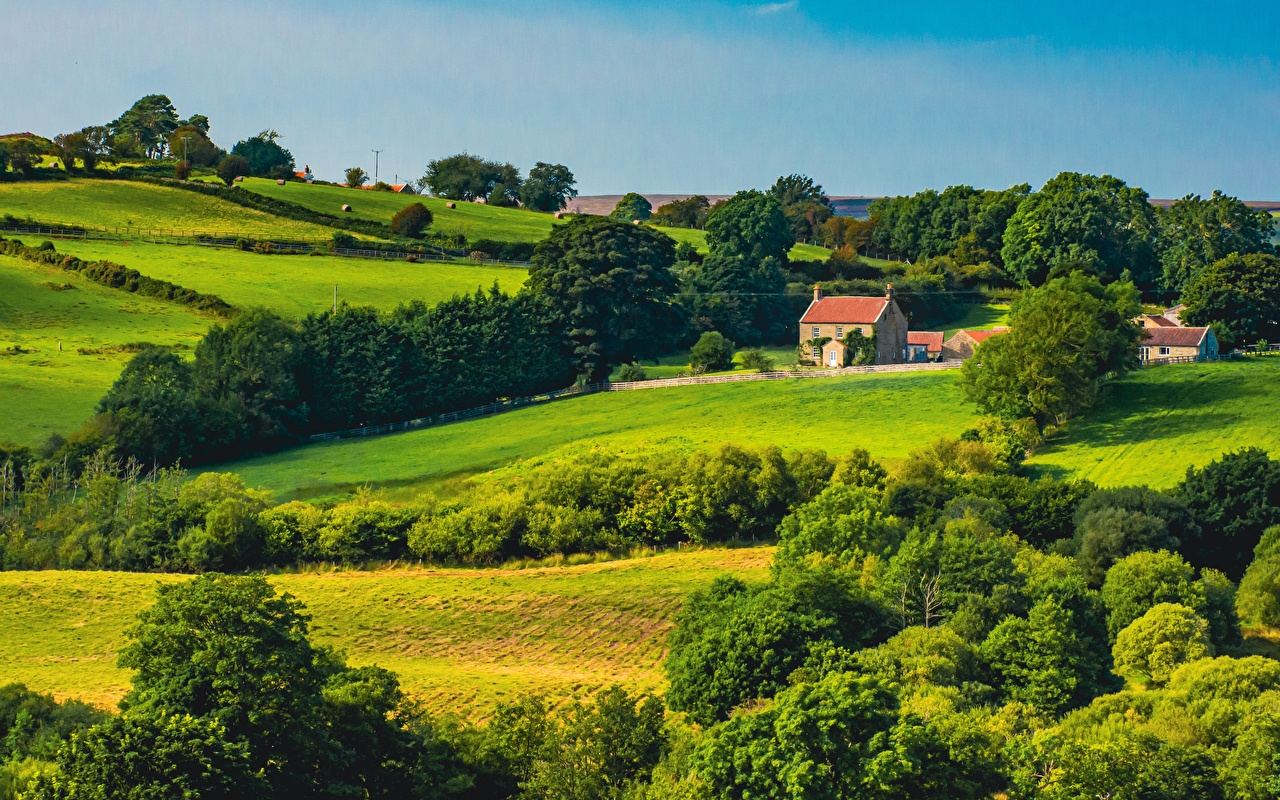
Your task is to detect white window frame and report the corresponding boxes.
[812,345,821,359]
[811,326,820,339]
[1159,346,1170,355]
[854,327,863,336]
[835,325,843,339]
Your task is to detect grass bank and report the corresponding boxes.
[215,370,978,501]
[0,179,335,240]
[0,547,774,714]
[1025,358,1280,488]
[0,254,212,446]
[50,240,528,317]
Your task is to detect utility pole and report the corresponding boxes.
[371,150,382,183]
[181,134,192,167]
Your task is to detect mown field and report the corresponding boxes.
[50,240,528,317]
[655,225,833,261]
[0,254,212,446]
[1026,358,1280,488]
[239,178,562,244]
[216,370,978,501]
[0,179,334,240]
[0,547,774,713]
[941,302,1010,338]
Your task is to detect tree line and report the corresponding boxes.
[4,440,1280,798]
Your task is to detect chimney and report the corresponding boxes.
[885,283,895,300]
[813,284,823,302]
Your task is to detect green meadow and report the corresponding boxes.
[238,178,562,243]
[1026,357,1280,488]
[0,254,211,446]
[941,302,1011,338]
[0,179,334,239]
[216,370,978,501]
[0,547,774,713]
[49,240,528,317]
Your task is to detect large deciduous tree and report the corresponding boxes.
[528,216,680,381]
[109,94,180,158]
[519,162,577,212]
[1180,252,1280,345]
[1176,447,1280,579]
[421,153,520,203]
[1159,191,1276,291]
[1001,172,1161,286]
[96,347,200,464]
[959,271,1142,427]
[230,129,296,179]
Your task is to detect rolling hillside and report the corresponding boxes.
[0,253,211,446]
[0,547,774,713]
[215,370,978,501]
[0,179,335,240]
[1025,357,1280,488]
[52,240,528,317]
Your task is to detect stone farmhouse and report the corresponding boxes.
[799,285,909,367]
[907,331,944,362]
[942,328,1008,361]
[1139,326,1218,362]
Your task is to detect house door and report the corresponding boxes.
[828,349,839,367]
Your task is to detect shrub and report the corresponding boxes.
[216,154,249,186]
[739,348,775,372]
[344,167,367,188]
[1112,603,1213,686]
[172,161,191,180]
[1100,550,1203,640]
[390,203,433,238]
[689,331,735,374]
[615,362,646,381]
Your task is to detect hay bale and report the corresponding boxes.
[445,201,456,209]
[554,212,565,219]
[234,176,244,182]
[276,179,286,185]
[342,204,352,213]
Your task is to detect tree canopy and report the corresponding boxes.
[422,153,520,202]
[230,130,296,179]
[109,94,179,158]
[1159,191,1276,291]
[1180,252,1280,345]
[610,192,652,222]
[519,162,577,212]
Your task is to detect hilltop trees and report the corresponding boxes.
[167,125,223,167]
[216,154,249,185]
[519,162,578,212]
[1159,191,1276,291]
[868,183,1030,267]
[231,130,295,179]
[651,195,710,228]
[610,192,652,221]
[528,216,680,380]
[1180,252,1280,345]
[109,94,179,158]
[769,173,833,243]
[422,153,519,202]
[345,166,368,188]
[1001,172,1161,286]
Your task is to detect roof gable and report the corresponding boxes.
[1143,327,1209,347]
[908,331,944,352]
[800,296,889,324]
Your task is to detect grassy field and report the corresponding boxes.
[239,178,561,244]
[0,547,774,713]
[46,240,528,317]
[941,303,1011,339]
[0,254,212,446]
[1026,358,1280,488]
[213,370,977,501]
[610,344,800,380]
[0,179,336,240]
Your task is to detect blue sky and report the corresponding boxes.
[3,0,1277,197]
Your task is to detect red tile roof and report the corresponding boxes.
[965,328,1008,343]
[800,296,889,324]
[908,331,944,352]
[1143,327,1209,347]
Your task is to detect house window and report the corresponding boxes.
[854,327,863,336]
[835,326,843,339]
[1159,346,1170,355]
[1139,347,1150,360]
[812,345,821,359]
[811,327,820,339]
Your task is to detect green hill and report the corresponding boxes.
[51,240,528,317]
[0,547,773,713]
[1026,357,1280,488]
[214,370,978,501]
[654,225,832,261]
[0,179,335,240]
[239,178,562,243]
[0,253,212,446]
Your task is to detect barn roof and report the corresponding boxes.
[1143,327,1209,347]
[907,331,944,352]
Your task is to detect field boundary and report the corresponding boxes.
[307,361,962,443]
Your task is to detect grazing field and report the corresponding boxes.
[654,225,832,261]
[1026,358,1280,488]
[238,178,562,244]
[0,179,335,240]
[216,370,978,501]
[942,303,1011,339]
[48,240,528,317]
[0,254,211,446]
[0,547,774,713]
[610,344,801,380]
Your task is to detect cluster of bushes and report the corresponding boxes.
[649,444,1280,798]
[0,238,233,316]
[420,155,577,212]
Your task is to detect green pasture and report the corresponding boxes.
[0,254,211,447]
[215,370,977,501]
[0,547,773,713]
[941,303,1011,339]
[610,344,800,380]
[50,240,528,318]
[653,225,831,261]
[0,179,334,240]
[238,178,561,244]
[1026,358,1280,488]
